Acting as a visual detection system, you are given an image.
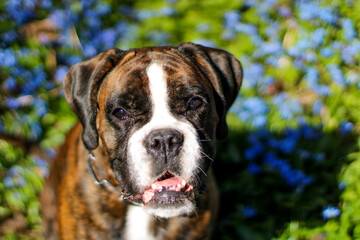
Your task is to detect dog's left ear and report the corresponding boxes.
[177,42,243,139]
[64,48,125,150]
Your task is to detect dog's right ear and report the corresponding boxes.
[64,48,125,150]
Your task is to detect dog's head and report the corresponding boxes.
[64,43,242,218]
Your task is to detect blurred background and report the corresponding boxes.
[1,0,360,239]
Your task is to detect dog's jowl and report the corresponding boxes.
[41,43,243,240]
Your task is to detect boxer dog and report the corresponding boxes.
[41,42,242,240]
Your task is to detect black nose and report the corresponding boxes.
[145,129,184,163]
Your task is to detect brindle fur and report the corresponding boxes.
[41,43,242,240]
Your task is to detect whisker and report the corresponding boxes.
[201,151,214,162]
[192,208,199,218]
[197,166,207,177]
[192,172,201,187]
[199,139,211,142]
[154,215,164,222]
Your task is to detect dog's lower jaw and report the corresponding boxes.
[144,200,195,218]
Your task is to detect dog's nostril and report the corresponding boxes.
[169,135,183,146]
[150,139,161,148]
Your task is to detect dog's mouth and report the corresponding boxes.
[142,171,194,205]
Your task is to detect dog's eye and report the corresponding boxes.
[113,108,129,120]
[188,98,203,110]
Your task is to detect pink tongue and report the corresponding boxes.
[154,176,182,188]
[142,177,183,204]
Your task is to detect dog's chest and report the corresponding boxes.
[124,206,156,240]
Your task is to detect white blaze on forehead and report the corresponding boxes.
[147,63,168,119]
[127,62,201,194]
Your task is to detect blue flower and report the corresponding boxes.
[243,97,269,115]
[34,157,49,178]
[196,23,211,33]
[40,0,52,9]
[312,84,332,96]
[147,32,170,45]
[20,67,46,95]
[298,149,311,159]
[300,125,321,140]
[224,11,241,30]
[0,49,16,67]
[258,41,283,56]
[55,66,69,83]
[304,51,317,63]
[66,55,82,65]
[298,2,318,21]
[245,143,265,160]
[243,63,264,88]
[305,67,319,87]
[322,206,340,220]
[33,98,48,117]
[247,163,263,174]
[268,136,297,154]
[6,97,20,109]
[341,40,360,65]
[288,39,311,58]
[253,115,268,128]
[6,0,35,24]
[320,47,334,58]
[279,138,297,154]
[87,16,102,30]
[265,22,280,40]
[94,3,111,16]
[298,2,336,24]
[157,7,176,17]
[234,23,258,35]
[119,6,134,15]
[98,29,117,50]
[314,153,325,162]
[345,71,359,85]
[4,76,17,90]
[278,6,291,17]
[137,10,155,20]
[264,152,313,187]
[50,10,72,29]
[338,182,347,190]
[192,39,216,48]
[311,28,327,47]
[318,6,337,24]
[312,100,323,115]
[1,30,17,45]
[115,22,129,35]
[339,120,354,134]
[232,97,269,128]
[30,122,42,140]
[80,0,96,9]
[327,64,345,85]
[342,18,356,41]
[242,206,257,218]
[272,93,303,120]
[83,44,97,58]
[4,166,26,188]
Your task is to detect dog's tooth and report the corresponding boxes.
[151,184,157,190]
[181,180,186,186]
[177,183,182,188]
[169,186,176,191]
[186,185,194,192]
